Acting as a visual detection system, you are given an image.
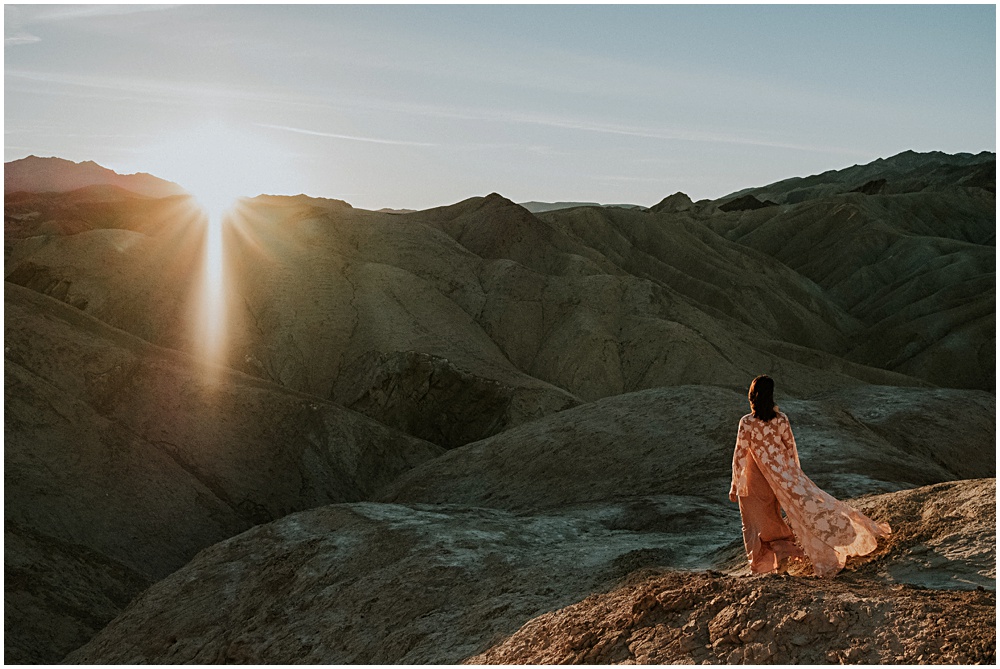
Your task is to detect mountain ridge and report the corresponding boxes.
[720,149,995,206]
[5,155,188,198]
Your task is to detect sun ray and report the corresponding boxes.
[130,121,297,371]
[196,207,227,365]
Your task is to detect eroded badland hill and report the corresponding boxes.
[4,150,995,663]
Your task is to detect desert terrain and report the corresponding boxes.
[4,150,995,663]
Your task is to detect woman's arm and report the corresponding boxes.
[729,419,749,502]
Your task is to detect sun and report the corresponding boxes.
[129,121,299,368]
[135,120,297,219]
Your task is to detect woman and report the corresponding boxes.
[728,375,890,578]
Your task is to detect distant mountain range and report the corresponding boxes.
[519,201,648,213]
[4,155,187,198]
[5,150,994,212]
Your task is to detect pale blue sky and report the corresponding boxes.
[5,4,996,210]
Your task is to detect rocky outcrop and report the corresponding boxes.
[519,200,601,213]
[960,160,995,192]
[67,501,703,664]
[471,478,995,664]
[470,567,994,664]
[66,479,995,664]
[4,522,151,665]
[9,164,991,412]
[649,191,693,213]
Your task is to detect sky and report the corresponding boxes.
[4,3,996,210]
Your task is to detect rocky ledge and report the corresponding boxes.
[67,479,994,664]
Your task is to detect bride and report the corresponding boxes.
[728,375,890,577]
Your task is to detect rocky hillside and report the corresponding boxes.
[4,150,995,663]
[4,283,440,663]
[7,152,993,457]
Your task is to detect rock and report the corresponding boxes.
[469,545,994,664]
[859,479,997,590]
[649,191,693,213]
[9,172,987,412]
[718,150,995,204]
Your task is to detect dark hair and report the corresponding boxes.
[748,375,777,421]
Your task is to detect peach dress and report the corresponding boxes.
[729,411,891,577]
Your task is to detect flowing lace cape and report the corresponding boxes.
[730,412,891,577]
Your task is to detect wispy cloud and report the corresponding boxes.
[4,68,305,111]
[309,96,866,157]
[5,32,41,47]
[7,68,233,99]
[29,5,180,22]
[5,67,860,159]
[5,5,178,48]
[6,127,153,141]
[425,105,864,157]
[257,123,434,147]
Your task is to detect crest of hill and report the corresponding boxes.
[5,155,188,198]
[246,193,352,209]
[721,150,995,205]
[376,207,418,214]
